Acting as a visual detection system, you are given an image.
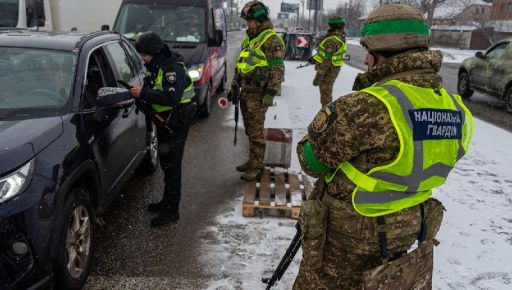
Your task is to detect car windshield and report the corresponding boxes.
[115,3,206,43]
[0,0,19,27]
[0,47,76,118]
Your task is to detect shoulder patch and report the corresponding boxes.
[166,72,177,83]
[310,110,329,134]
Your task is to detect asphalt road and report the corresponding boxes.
[85,31,245,289]
[345,43,512,133]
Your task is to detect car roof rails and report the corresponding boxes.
[75,30,116,50]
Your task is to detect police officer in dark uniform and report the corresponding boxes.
[130,32,195,227]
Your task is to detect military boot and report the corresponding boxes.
[147,199,169,213]
[236,161,252,172]
[240,167,262,181]
[150,211,180,227]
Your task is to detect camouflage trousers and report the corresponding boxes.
[293,195,444,289]
[240,91,268,168]
[316,72,339,107]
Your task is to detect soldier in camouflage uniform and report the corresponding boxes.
[309,16,347,107]
[293,4,474,289]
[232,0,285,181]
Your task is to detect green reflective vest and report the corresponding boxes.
[236,29,285,74]
[325,80,474,217]
[147,64,194,113]
[313,35,346,66]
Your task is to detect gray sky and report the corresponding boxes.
[233,0,358,19]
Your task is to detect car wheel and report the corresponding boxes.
[139,122,159,175]
[505,86,512,114]
[457,71,474,99]
[216,63,228,93]
[197,82,212,118]
[54,188,95,290]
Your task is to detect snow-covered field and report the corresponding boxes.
[346,37,478,64]
[202,62,512,289]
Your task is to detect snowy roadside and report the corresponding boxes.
[202,62,512,289]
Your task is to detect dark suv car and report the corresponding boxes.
[0,30,158,289]
[458,38,512,113]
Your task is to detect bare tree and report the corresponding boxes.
[332,0,365,31]
[421,0,450,26]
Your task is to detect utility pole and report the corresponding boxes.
[300,0,304,28]
[313,0,318,33]
[308,7,311,31]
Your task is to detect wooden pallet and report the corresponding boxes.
[242,167,314,219]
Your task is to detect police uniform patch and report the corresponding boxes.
[166,72,176,83]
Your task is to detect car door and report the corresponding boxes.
[488,41,511,96]
[473,42,508,94]
[80,47,137,194]
[103,41,147,170]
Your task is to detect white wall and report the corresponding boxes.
[50,0,123,32]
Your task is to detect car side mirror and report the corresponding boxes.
[96,87,133,108]
[208,29,224,47]
[475,51,484,59]
[101,25,110,31]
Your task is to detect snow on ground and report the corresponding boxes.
[202,62,512,289]
[433,46,479,64]
[346,37,478,64]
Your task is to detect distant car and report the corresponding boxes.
[458,38,512,113]
[0,30,157,289]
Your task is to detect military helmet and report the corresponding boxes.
[360,4,429,52]
[241,1,269,22]
[328,16,345,27]
[134,31,165,55]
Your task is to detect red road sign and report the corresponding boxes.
[296,36,309,48]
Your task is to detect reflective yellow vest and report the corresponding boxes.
[326,80,474,217]
[147,63,194,113]
[313,35,346,66]
[236,29,285,74]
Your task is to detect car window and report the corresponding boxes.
[486,42,509,60]
[121,41,142,74]
[82,49,116,110]
[104,42,135,84]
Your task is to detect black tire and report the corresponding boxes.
[53,188,95,290]
[139,122,159,175]
[457,71,474,99]
[216,63,228,93]
[505,85,512,114]
[197,82,212,118]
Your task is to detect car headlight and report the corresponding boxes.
[188,64,204,82]
[0,159,35,204]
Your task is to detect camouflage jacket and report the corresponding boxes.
[315,28,345,76]
[237,20,285,96]
[298,50,445,254]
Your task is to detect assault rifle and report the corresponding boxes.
[116,80,171,131]
[231,73,241,146]
[295,63,313,69]
[262,222,301,289]
[296,54,351,69]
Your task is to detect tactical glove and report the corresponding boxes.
[262,94,275,107]
[308,56,316,64]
